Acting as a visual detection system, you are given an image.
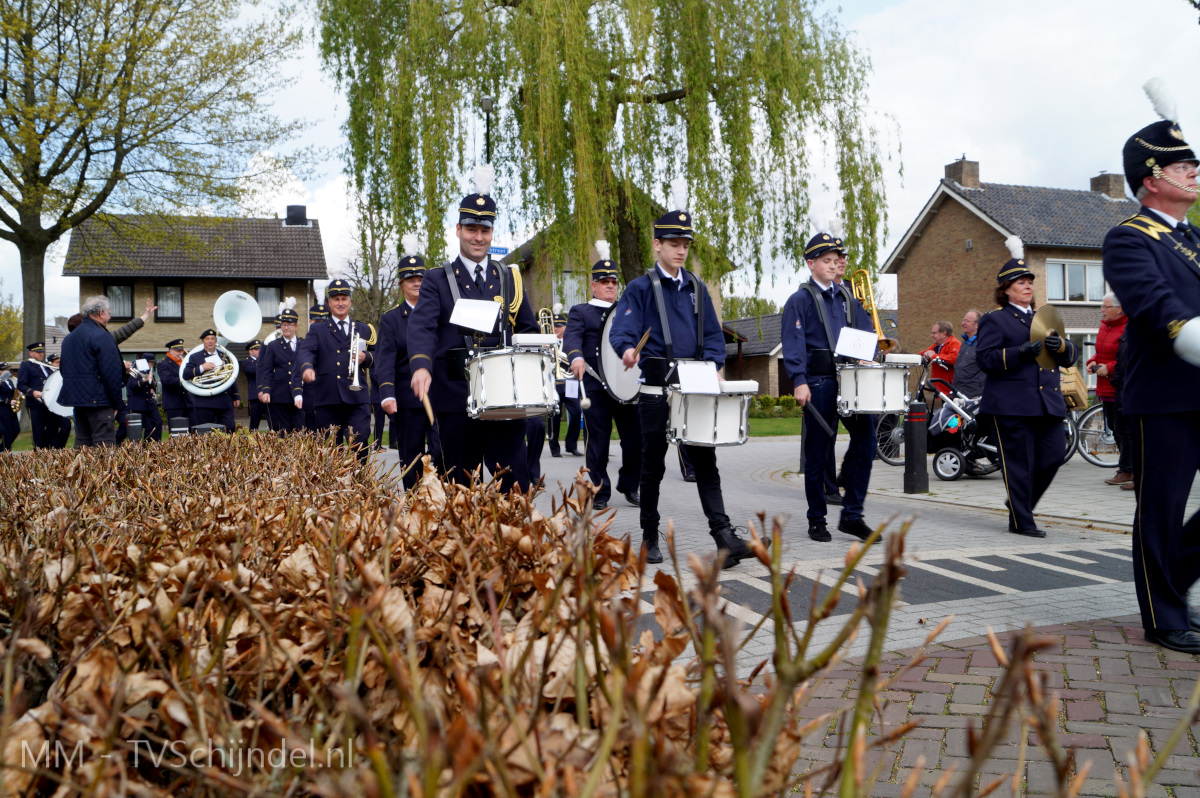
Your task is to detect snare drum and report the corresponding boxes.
[836,364,910,415]
[666,380,759,447]
[467,346,558,420]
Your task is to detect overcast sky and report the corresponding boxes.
[10,0,1200,322]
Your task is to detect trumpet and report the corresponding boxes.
[849,270,898,356]
[348,331,363,391]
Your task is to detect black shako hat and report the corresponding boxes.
[1123,78,1198,194]
[398,255,426,280]
[459,165,497,228]
[653,210,694,240]
[277,308,299,324]
[804,232,846,261]
[309,303,329,320]
[325,278,353,297]
[996,235,1034,286]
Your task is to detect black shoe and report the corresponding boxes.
[1146,629,1200,654]
[623,490,640,506]
[593,499,608,510]
[825,491,844,506]
[644,542,663,564]
[550,450,562,458]
[567,450,584,457]
[711,526,762,569]
[808,521,831,542]
[1189,610,1200,633]
[1010,527,1047,538]
[683,473,697,483]
[838,517,872,541]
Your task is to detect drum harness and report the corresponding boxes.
[798,281,853,437]
[642,268,707,395]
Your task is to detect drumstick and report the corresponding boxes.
[579,379,591,410]
[624,328,651,371]
[421,392,435,426]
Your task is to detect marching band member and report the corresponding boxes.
[1101,81,1200,653]
[369,347,385,451]
[408,168,539,492]
[182,329,240,431]
[304,302,329,432]
[127,353,162,441]
[46,353,70,449]
[242,340,265,431]
[0,364,20,450]
[548,311,582,457]
[292,280,374,460]
[158,339,191,429]
[781,233,878,543]
[377,256,440,489]
[17,342,54,450]
[977,238,1077,539]
[608,204,754,567]
[258,307,303,433]
[564,248,642,511]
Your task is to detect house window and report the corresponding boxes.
[256,284,282,320]
[1045,261,1105,303]
[105,283,134,318]
[156,284,183,321]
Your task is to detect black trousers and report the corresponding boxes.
[140,408,162,442]
[526,416,545,484]
[248,400,265,431]
[803,376,876,522]
[28,402,52,449]
[0,408,18,450]
[393,407,437,490]
[1129,412,1200,632]
[1102,398,1134,473]
[549,389,581,454]
[583,391,641,502]
[314,404,372,462]
[435,411,529,493]
[304,408,318,432]
[266,402,303,433]
[373,404,386,448]
[191,407,235,432]
[73,407,116,447]
[638,392,729,542]
[988,414,1065,532]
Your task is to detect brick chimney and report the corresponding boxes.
[1091,171,1126,199]
[945,157,980,189]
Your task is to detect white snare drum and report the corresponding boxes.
[836,364,910,415]
[666,380,759,447]
[467,346,558,420]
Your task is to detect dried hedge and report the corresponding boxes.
[0,434,812,797]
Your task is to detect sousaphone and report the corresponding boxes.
[180,291,261,397]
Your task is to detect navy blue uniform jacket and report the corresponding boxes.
[16,359,51,403]
[157,357,190,416]
[407,258,538,409]
[258,336,301,399]
[1102,208,1200,415]
[126,373,158,415]
[562,300,611,394]
[290,318,374,405]
[183,349,240,409]
[375,302,421,409]
[780,281,874,385]
[59,318,126,407]
[242,357,260,401]
[976,306,1076,417]
[609,265,724,367]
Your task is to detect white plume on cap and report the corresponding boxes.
[669,176,688,211]
[553,302,563,314]
[1004,235,1024,260]
[594,239,610,262]
[472,164,494,196]
[829,216,845,239]
[1144,77,1177,122]
[401,233,419,254]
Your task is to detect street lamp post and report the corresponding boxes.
[481,95,493,163]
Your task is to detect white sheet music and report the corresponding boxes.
[449,299,501,333]
[135,358,149,372]
[204,354,223,367]
[676,361,720,394]
[565,378,579,398]
[835,327,877,361]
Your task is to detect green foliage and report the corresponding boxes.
[317,0,892,282]
[756,394,777,411]
[0,282,19,362]
[723,295,780,321]
[778,395,797,414]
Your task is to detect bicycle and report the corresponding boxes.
[1071,402,1120,468]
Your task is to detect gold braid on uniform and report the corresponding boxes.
[508,267,523,326]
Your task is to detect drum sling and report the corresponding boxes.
[443,259,512,379]
[645,268,706,385]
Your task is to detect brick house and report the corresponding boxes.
[882,158,1138,365]
[62,208,327,400]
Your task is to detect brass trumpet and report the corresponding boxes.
[850,270,898,355]
[348,331,363,391]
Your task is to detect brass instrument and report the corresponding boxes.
[8,376,23,416]
[348,331,363,391]
[184,347,238,394]
[537,307,554,334]
[849,270,898,355]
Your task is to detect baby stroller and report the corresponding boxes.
[925,376,1000,481]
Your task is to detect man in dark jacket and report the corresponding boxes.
[952,309,985,398]
[59,296,126,447]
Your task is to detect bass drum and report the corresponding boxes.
[41,371,74,418]
[596,305,642,404]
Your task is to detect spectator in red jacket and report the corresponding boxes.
[1088,293,1131,485]
[920,320,961,397]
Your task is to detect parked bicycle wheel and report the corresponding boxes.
[1074,403,1120,467]
[876,411,905,466]
[1062,413,1078,463]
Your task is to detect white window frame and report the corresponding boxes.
[1045,259,1107,305]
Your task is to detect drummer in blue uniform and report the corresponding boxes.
[0,363,18,450]
[548,311,582,457]
[608,205,755,567]
[565,245,642,510]
[377,255,441,489]
[258,307,303,433]
[407,168,539,492]
[17,342,54,449]
[304,303,329,432]
[292,279,374,460]
[977,237,1077,538]
[127,353,162,441]
[780,233,878,543]
[242,340,264,431]
[1101,81,1200,653]
[182,329,240,431]
[158,339,191,431]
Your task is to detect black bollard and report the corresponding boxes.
[127,412,142,443]
[903,401,929,494]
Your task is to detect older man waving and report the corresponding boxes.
[60,296,126,447]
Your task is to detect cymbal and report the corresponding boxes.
[1031,304,1066,369]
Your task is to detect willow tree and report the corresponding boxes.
[318,0,889,287]
[0,0,307,347]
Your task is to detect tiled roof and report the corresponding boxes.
[42,325,69,359]
[63,214,328,279]
[724,313,782,357]
[942,179,1139,249]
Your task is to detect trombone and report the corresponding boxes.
[849,270,898,356]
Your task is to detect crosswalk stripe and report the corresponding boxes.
[906,561,1018,594]
[1037,551,1098,565]
[953,556,1007,572]
[996,554,1119,583]
[1085,548,1133,561]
